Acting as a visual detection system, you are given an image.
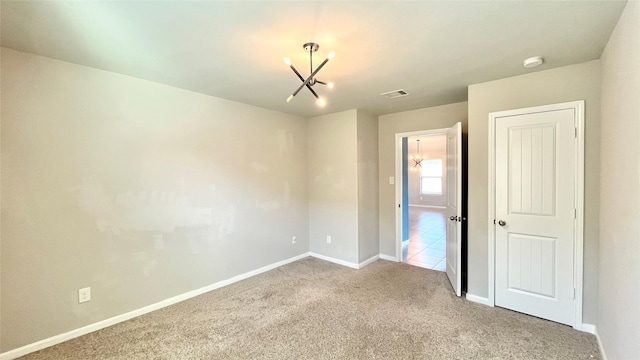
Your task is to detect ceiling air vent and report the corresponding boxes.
[380,89,409,99]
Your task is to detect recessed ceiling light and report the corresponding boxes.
[523,56,544,68]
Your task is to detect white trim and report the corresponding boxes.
[488,111,496,307]
[465,293,492,307]
[594,327,609,360]
[0,252,310,360]
[581,323,608,360]
[309,252,359,269]
[487,100,585,330]
[395,128,449,263]
[379,254,398,262]
[581,323,596,334]
[358,254,379,268]
[408,204,446,209]
[574,101,585,330]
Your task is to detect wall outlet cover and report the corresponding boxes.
[78,287,91,303]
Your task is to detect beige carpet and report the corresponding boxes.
[20,258,600,359]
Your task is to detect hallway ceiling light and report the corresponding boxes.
[409,139,427,171]
[284,42,334,107]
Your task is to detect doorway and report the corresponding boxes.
[395,122,463,296]
[402,134,448,271]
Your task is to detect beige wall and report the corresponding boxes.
[467,60,601,324]
[357,110,379,262]
[308,110,359,264]
[0,48,309,352]
[598,1,640,359]
[378,102,468,257]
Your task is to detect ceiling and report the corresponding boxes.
[1,1,627,118]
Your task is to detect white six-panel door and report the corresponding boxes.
[494,106,578,326]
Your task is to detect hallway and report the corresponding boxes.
[402,207,447,271]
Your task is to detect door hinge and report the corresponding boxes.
[574,208,577,219]
[575,127,578,138]
[573,288,576,300]
[493,219,496,225]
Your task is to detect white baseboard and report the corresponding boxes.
[379,254,398,262]
[580,324,608,360]
[409,204,446,209]
[0,252,310,360]
[591,326,608,360]
[465,293,492,306]
[581,323,596,334]
[309,252,359,269]
[358,254,379,269]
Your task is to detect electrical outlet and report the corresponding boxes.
[326,235,332,244]
[78,287,91,303]
[292,236,297,244]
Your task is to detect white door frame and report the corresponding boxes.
[395,128,449,262]
[487,100,585,330]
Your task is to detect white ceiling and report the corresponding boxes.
[1,1,627,118]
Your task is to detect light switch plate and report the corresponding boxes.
[389,177,395,185]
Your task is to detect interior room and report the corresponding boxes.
[1,1,638,359]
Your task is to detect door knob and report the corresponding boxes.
[498,220,506,226]
[450,216,457,221]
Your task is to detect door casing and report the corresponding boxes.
[487,100,585,330]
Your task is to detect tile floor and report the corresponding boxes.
[402,207,447,271]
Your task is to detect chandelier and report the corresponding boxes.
[409,139,427,171]
[284,42,334,107]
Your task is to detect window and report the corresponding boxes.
[420,159,443,195]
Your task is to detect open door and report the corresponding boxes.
[446,122,462,296]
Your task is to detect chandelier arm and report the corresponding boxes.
[289,65,319,99]
[290,56,331,98]
[306,84,319,99]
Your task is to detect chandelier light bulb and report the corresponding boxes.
[284,57,291,66]
[316,97,326,107]
[328,82,334,89]
[286,95,294,103]
[328,51,335,60]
